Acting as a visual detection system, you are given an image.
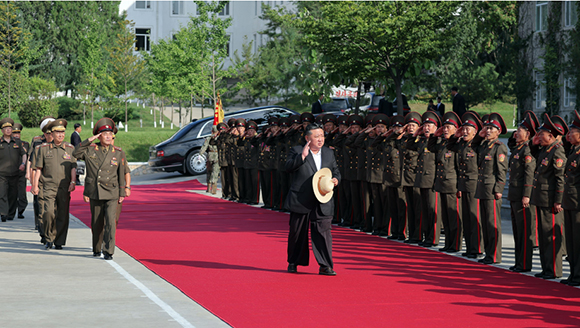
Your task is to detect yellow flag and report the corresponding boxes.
[213,92,224,126]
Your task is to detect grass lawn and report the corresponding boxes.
[16,106,177,162]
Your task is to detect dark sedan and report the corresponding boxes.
[148,106,297,175]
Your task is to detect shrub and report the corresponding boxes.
[18,77,58,128]
[56,97,83,120]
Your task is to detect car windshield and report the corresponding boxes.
[322,99,348,111]
[371,96,383,107]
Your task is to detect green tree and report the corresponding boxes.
[18,77,58,128]
[0,0,31,118]
[108,18,145,132]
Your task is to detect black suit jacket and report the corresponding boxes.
[312,100,322,114]
[452,94,466,118]
[284,146,341,216]
[436,102,445,117]
[70,131,82,147]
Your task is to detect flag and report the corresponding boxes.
[213,92,224,126]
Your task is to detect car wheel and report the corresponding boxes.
[185,150,207,176]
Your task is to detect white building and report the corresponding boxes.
[120,1,293,67]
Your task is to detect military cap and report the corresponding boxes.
[227,118,236,127]
[322,114,337,125]
[93,117,116,135]
[247,120,258,130]
[279,117,290,127]
[461,111,482,131]
[372,113,389,127]
[113,126,119,134]
[365,114,376,127]
[539,113,564,137]
[337,115,348,126]
[481,114,490,125]
[523,110,539,129]
[47,118,68,132]
[267,117,279,126]
[570,110,580,131]
[422,111,441,127]
[519,111,538,137]
[289,114,301,125]
[347,114,364,126]
[442,111,461,128]
[39,116,56,131]
[301,112,315,124]
[235,118,247,128]
[0,118,14,129]
[12,123,23,133]
[216,122,228,131]
[405,111,422,126]
[390,115,405,127]
[551,115,569,135]
[485,112,507,134]
[315,114,324,124]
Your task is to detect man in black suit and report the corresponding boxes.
[436,96,445,117]
[312,95,323,114]
[451,87,466,118]
[285,124,341,275]
[71,123,82,185]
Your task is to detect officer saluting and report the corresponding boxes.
[0,118,26,222]
[73,118,127,260]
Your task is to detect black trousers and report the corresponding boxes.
[420,188,439,245]
[361,181,372,231]
[405,186,422,242]
[387,186,407,238]
[332,186,340,223]
[17,174,27,213]
[0,175,18,219]
[479,198,502,263]
[440,192,462,252]
[287,205,333,268]
[370,182,386,233]
[245,168,259,204]
[260,170,273,208]
[339,179,351,224]
[349,180,362,227]
[461,191,483,256]
[276,169,289,211]
[220,166,229,199]
[238,168,247,202]
[228,165,239,201]
[536,206,564,277]
[511,201,535,271]
[564,210,580,283]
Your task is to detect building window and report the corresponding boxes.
[135,28,151,51]
[536,72,546,109]
[135,1,151,9]
[565,1,578,27]
[172,1,184,15]
[536,2,548,32]
[255,1,258,16]
[219,2,230,16]
[253,34,257,54]
[565,78,577,108]
[225,35,231,57]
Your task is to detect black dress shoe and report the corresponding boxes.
[422,243,434,248]
[40,237,46,245]
[467,254,478,259]
[371,231,380,235]
[439,247,449,252]
[480,258,495,264]
[560,279,570,285]
[379,232,389,236]
[338,222,348,227]
[362,228,373,233]
[17,211,24,219]
[446,249,459,253]
[1,216,5,222]
[93,251,102,257]
[509,266,516,271]
[319,266,337,276]
[542,275,560,280]
[387,235,398,239]
[287,263,297,273]
[54,245,63,250]
[45,242,53,250]
[103,252,113,260]
[534,272,546,278]
[6,217,13,220]
[461,252,469,257]
[405,239,419,244]
[568,281,580,287]
[397,236,406,241]
[513,267,531,273]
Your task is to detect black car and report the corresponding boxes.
[148,106,297,175]
[321,97,353,113]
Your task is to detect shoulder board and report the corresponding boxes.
[114,146,122,151]
[89,143,98,147]
[555,143,562,148]
[40,143,50,148]
[65,142,75,148]
[494,140,502,145]
[33,135,43,141]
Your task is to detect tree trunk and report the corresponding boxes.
[124,79,128,132]
[190,94,194,122]
[201,95,204,118]
[354,81,362,115]
[152,93,157,128]
[179,100,182,128]
[394,76,404,116]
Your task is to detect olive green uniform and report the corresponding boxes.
[34,141,77,246]
[0,137,26,221]
[258,134,274,208]
[217,133,230,199]
[73,139,127,256]
[563,145,580,284]
[200,136,220,185]
[17,140,30,216]
[395,134,421,243]
[30,135,46,230]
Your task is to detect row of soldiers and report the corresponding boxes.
[0,116,129,260]
[204,108,580,286]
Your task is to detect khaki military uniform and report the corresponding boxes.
[200,135,220,193]
[0,137,26,221]
[35,141,77,246]
[395,134,421,243]
[507,138,536,271]
[217,133,230,199]
[563,145,580,284]
[475,139,508,263]
[226,133,240,201]
[530,141,566,278]
[73,139,127,256]
[17,139,30,217]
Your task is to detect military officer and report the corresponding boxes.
[72,118,127,260]
[383,115,408,239]
[234,119,247,202]
[242,121,260,204]
[271,117,291,211]
[200,124,221,194]
[31,119,77,249]
[474,113,508,265]
[30,116,55,234]
[0,118,26,222]
[507,111,537,272]
[429,112,462,252]
[11,123,29,219]
[447,111,484,258]
[407,111,441,247]
[561,110,580,286]
[216,122,230,199]
[330,115,349,224]
[225,118,238,200]
[259,118,278,209]
[341,114,364,228]
[530,114,566,279]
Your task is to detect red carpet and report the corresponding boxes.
[70,180,580,327]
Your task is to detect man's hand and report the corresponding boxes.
[68,183,75,193]
[119,196,125,204]
[456,191,462,198]
[494,192,502,200]
[83,196,90,203]
[455,127,464,138]
[342,126,351,135]
[522,196,530,208]
[479,128,487,138]
[331,178,338,186]
[302,140,311,160]
[413,125,424,137]
[554,203,563,213]
[88,133,101,143]
[434,126,445,138]
[31,186,39,196]
[532,134,540,145]
[18,164,25,172]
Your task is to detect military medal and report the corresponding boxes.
[485,154,492,161]
[525,155,532,164]
[111,157,118,166]
[63,152,71,160]
[571,161,577,168]
[498,154,505,162]
[444,152,452,158]
[556,158,564,168]
[541,158,549,166]
[513,153,519,160]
